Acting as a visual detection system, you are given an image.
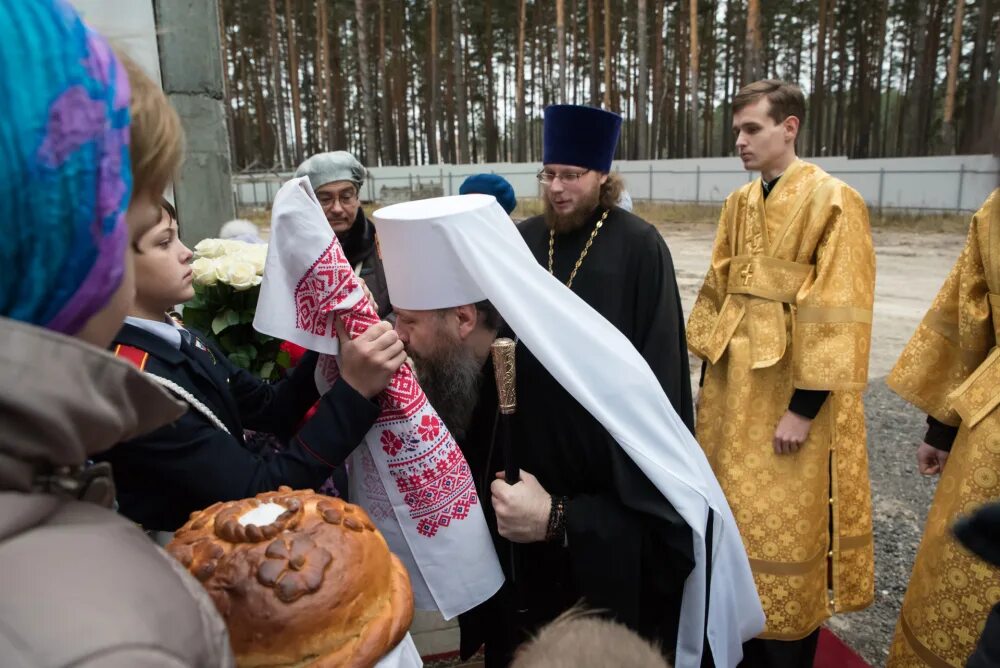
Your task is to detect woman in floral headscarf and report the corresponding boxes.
[0,1,232,664]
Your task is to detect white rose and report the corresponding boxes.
[222,239,253,256]
[242,245,268,275]
[190,257,219,286]
[216,257,261,291]
[193,238,227,259]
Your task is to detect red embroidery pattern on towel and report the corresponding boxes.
[303,240,479,537]
[293,244,354,337]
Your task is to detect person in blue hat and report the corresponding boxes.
[460,173,518,215]
[517,104,693,430]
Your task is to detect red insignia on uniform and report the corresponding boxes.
[113,344,149,371]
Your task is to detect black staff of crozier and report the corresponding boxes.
[490,337,524,599]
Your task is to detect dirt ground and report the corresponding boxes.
[662,218,967,667]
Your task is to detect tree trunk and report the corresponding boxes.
[331,14,347,148]
[587,0,599,106]
[315,0,328,153]
[651,0,664,158]
[571,0,580,103]
[871,0,890,158]
[689,0,700,157]
[810,0,828,155]
[960,0,995,152]
[530,2,541,159]
[218,1,239,168]
[451,0,470,163]
[676,0,688,156]
[556,0,566,102]
[704,0,717,157]
[503,27,511,159]
[378,0,396,164]
[483,0,498,162]
[515,0,527,161]
[428,0,439,163]
[251,49,274,165]
[939,0,964,151]
[443,2,456,163]
[833,10,847,155]
[721,0,733,156]
[665,3,678,157]
[744,0,761,83]
[634,0,648,158]
[990,3,1000,154]
[895,14,915,155]
[905,0,931,155]
[268,0,289,167]
[603,0,611,108]
[880,18,899,156]
[394,5,410,165]
[284,0,303,164]
[355,0,378,165]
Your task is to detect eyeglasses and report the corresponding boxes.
[317,190,358,208]
[536,169,591,185]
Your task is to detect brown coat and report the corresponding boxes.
[0,317,234,667]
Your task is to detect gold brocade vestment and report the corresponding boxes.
[687,159,876,639]
[887,189,1000,667]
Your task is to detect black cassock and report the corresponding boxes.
[457,207,699,667]
[521,206,694,430]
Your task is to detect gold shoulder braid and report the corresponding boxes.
[548,208,610,289]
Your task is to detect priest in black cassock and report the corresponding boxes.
[519,104,694,430]
[374,196,763,668]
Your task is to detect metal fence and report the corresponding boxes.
[233,157,1000,216]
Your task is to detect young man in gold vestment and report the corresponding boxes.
[687,80,876,667]
[885,189,1000,668]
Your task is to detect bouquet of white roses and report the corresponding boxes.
[181,238,289,380]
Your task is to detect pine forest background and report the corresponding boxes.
[220,0,1000,172]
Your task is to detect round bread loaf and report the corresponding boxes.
[166,486,413,668]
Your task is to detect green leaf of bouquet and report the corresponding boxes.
[211,313,228,334]
[219,331,241,353]
[228,351,251,369]
[181,307,209,332]
[259,362,275,379]
[276,350,292,368]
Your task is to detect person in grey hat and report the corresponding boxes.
[294,151,392,319]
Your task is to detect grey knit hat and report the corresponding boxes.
[294,150,366,190]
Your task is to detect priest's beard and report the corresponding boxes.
[410,336,484,439]
[543,187,601,234]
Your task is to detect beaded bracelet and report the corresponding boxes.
[546,495,568,542]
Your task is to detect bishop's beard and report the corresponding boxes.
[410,339,484,440]
[543,187,601,234]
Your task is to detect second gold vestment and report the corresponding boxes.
[687,159,876,639]
[887,189,1000,667]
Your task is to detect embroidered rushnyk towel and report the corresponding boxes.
[254,177,503,619]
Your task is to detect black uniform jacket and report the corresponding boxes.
[98,323,379,531]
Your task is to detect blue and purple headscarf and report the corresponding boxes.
[0,0,132,334]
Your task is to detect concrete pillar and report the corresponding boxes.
[153,0,235,244]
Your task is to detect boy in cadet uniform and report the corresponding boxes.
[97,203,406,534]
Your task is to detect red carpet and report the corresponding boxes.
[815,628,872,668]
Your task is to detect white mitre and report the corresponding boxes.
[373,194,501,310]
[372,194,765,668]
